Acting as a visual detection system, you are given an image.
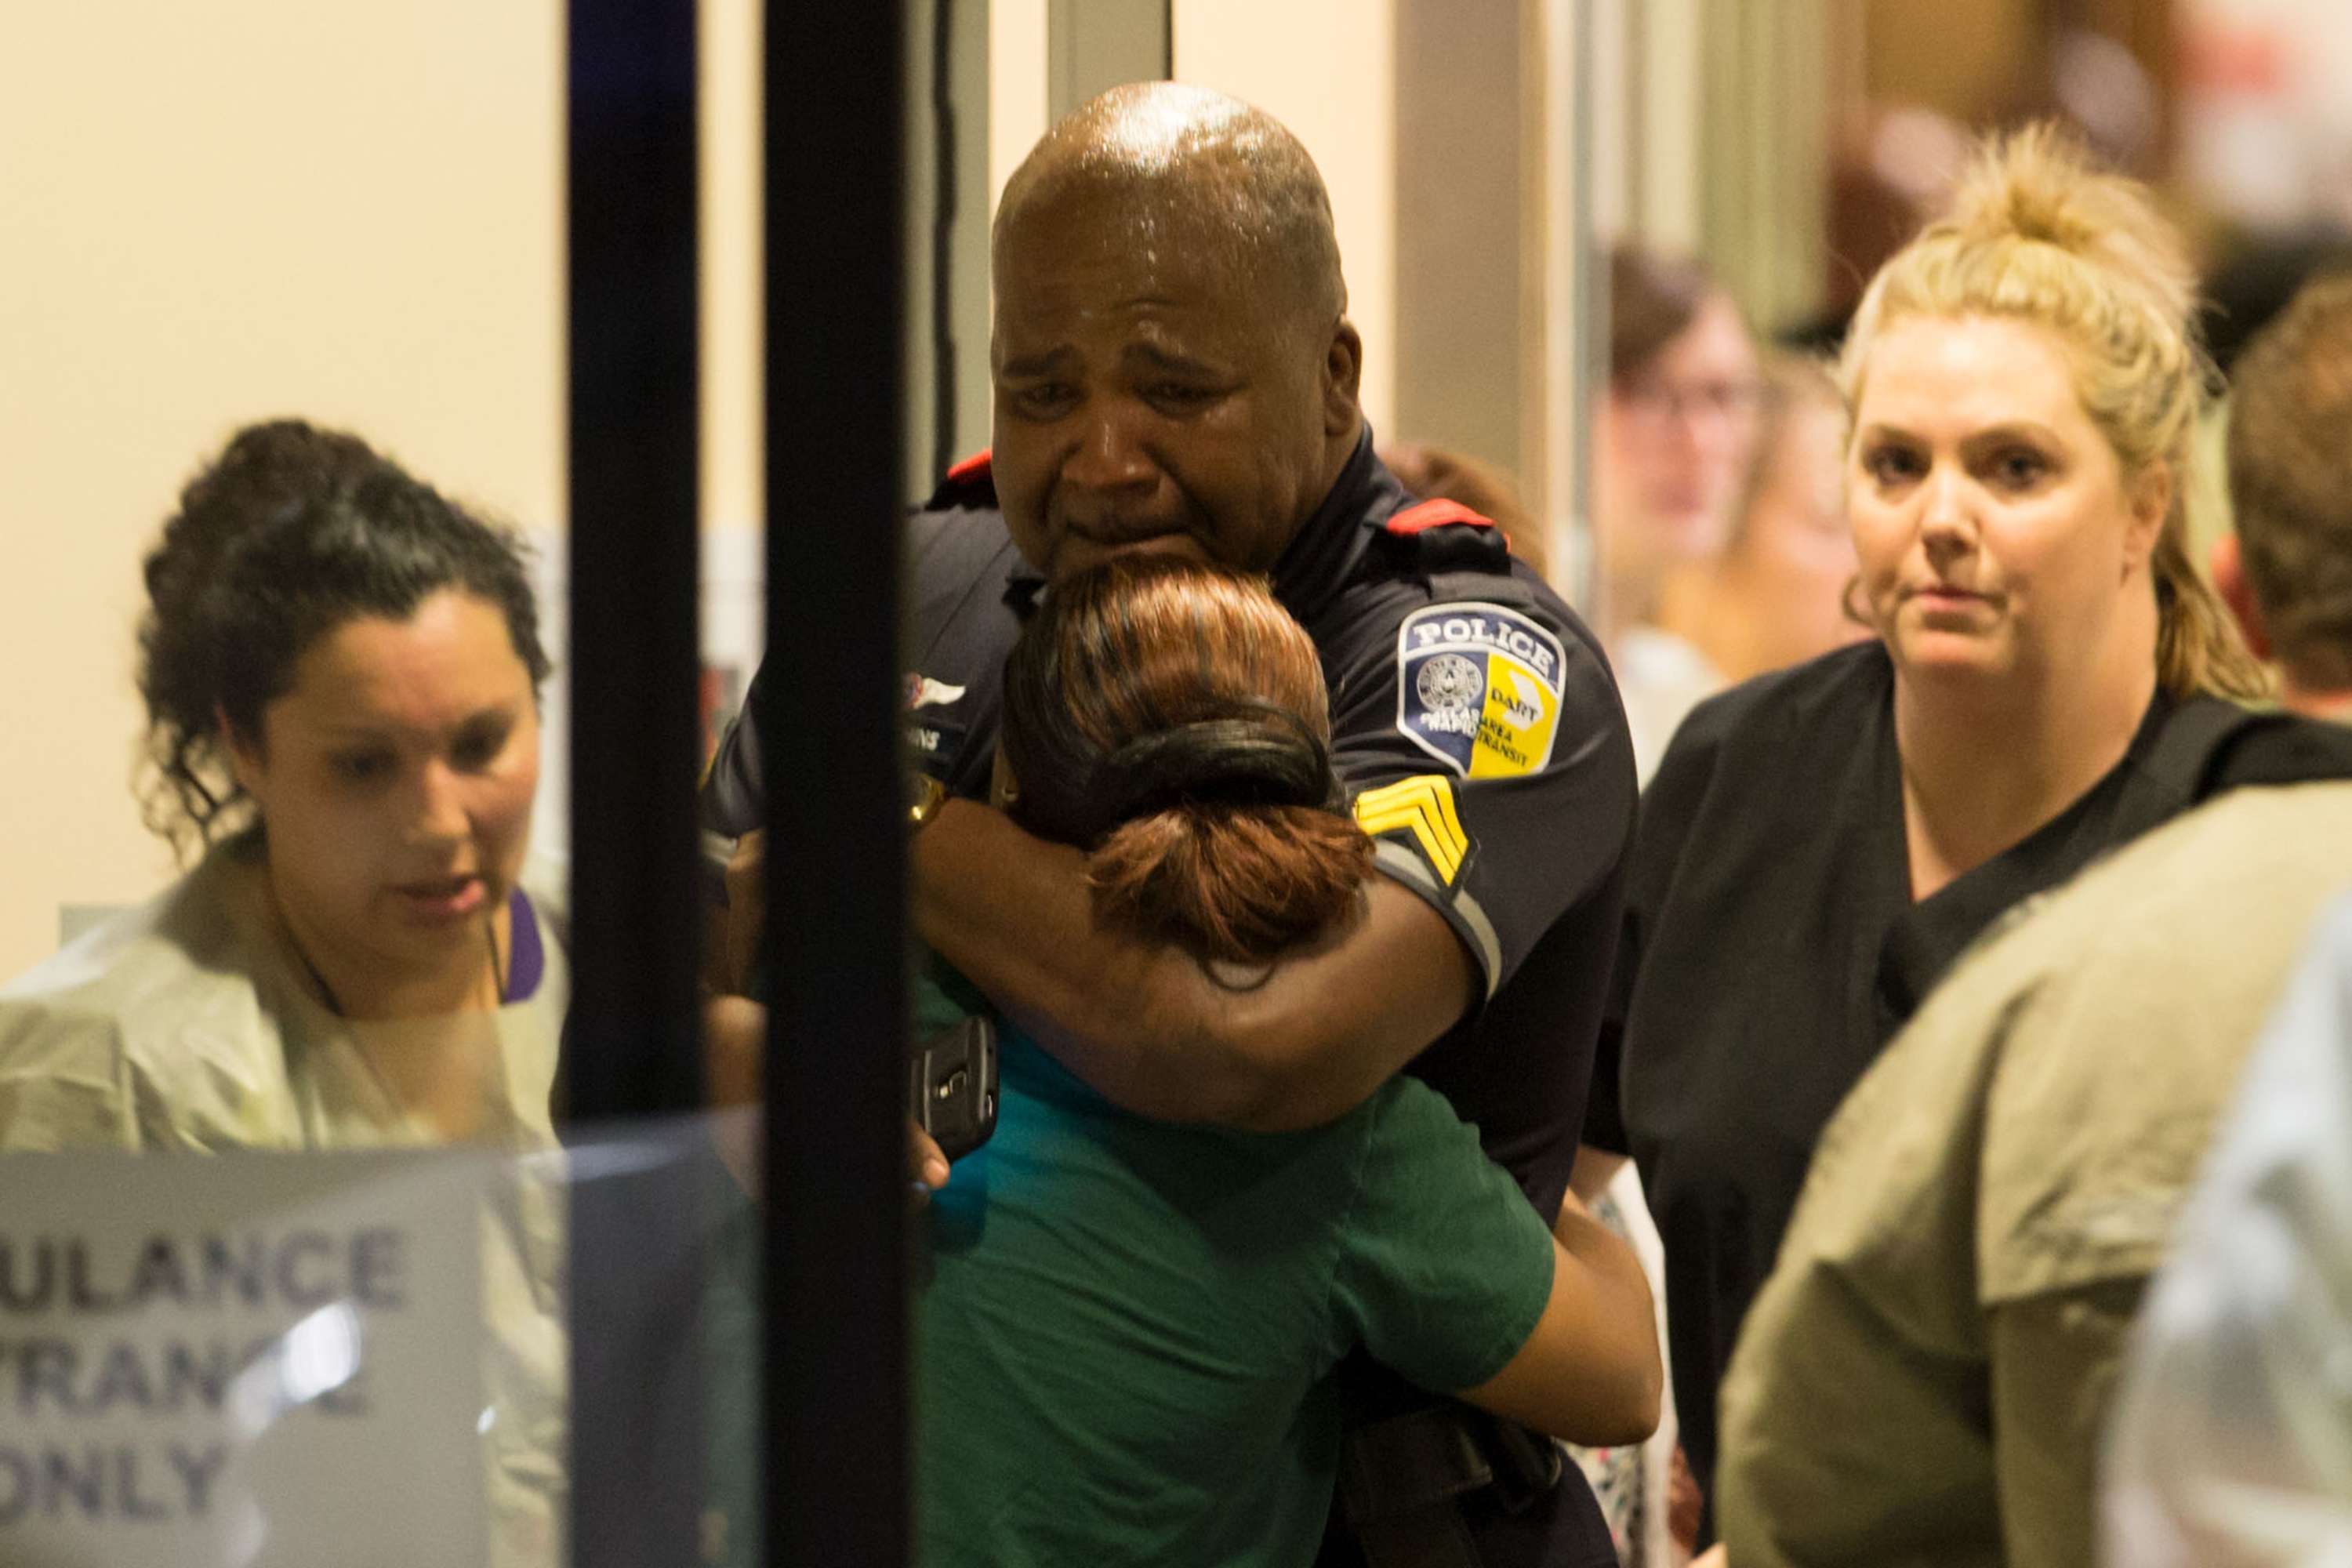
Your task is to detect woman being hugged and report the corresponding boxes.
[0,418,566,1563]
[1584,125,2352,1533]
[915,557,1660,1568]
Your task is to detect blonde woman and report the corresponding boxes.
[1580,125,2352,1539]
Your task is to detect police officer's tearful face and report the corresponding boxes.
[989,186,1363,582]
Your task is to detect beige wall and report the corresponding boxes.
[0,2,564,976]
[1392,0,1524,475]
[992,0,1054,205]
[705,0,764,537]
[1171,0,1399,438]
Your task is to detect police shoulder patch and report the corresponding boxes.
[1394,601,1566,778]
[1353,774,1472,887]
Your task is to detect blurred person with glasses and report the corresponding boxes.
[1594,245,1765,780]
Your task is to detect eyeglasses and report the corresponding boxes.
[1614,377,1763,427]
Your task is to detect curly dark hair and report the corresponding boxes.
[136,419,552,854]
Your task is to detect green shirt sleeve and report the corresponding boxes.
[1328,1080,1557,1394]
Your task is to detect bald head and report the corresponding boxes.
[995,83,1348,338]
[985,85,1367,578]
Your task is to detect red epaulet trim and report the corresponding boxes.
[944,448,993,485]
[1383,499,1494,535]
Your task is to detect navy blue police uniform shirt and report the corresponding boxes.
[707,431,1636,1218]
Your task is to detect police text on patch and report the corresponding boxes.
[1393,603,1567,780]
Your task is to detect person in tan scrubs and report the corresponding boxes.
[0,418,568,1568]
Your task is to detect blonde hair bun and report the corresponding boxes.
[1936,122,2198,328]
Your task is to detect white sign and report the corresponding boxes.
[0,1152,492,1567]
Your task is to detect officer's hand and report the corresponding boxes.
[1668,1444,1704,1554]
[703,994,953,1206]
[909,1120,950,1205]
[1691,1546,1728,1568]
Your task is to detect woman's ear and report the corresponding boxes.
[219,704,266,799]
[2209,533,2274,661]
[1840,572,1876,633]
[2123,460,2173,570]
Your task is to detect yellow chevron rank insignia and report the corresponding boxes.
[1352,774,1472,887]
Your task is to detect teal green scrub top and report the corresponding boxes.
[912,968,1555,1568]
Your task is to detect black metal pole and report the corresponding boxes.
[762,4,911,1566]
[565,0,702,1123]
[928,0,961,483]
[567,0,706,1561]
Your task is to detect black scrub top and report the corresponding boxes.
[1584,637,2352,1513]
[714,431,1637,1218]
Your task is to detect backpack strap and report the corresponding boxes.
[2107,697,2289,843]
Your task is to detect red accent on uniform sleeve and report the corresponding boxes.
[944,448,993,484]
[1384,499,1494,535]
